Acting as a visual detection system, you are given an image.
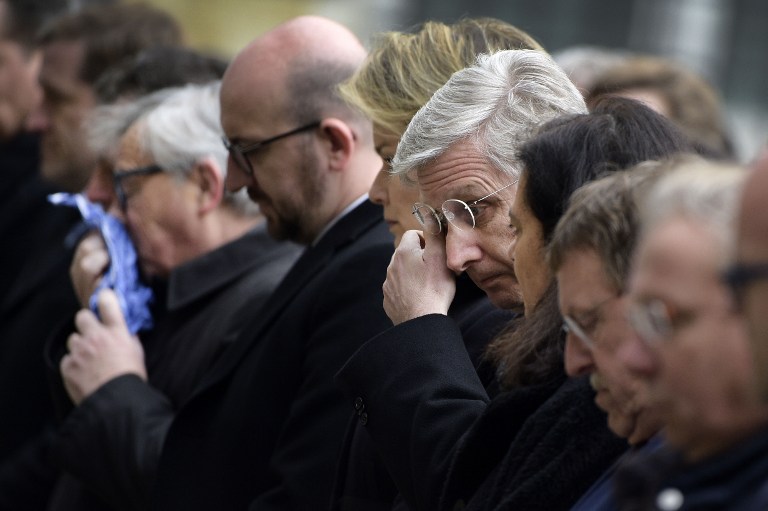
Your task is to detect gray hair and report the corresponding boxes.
[391,49,587,180]
[640,160,747,265]
[89,81,257,216]
[87,87,176,160]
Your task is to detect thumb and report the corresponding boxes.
[97,289,128,331]
[399,229,425,254]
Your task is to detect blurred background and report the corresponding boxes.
[113,0,767,161]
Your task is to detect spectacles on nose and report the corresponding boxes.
[113,164,163,211]
[627,298,694,345]
[411,180,518,235]
[222,121,321,177]
[722,262,768,309]
[561,294,620,350]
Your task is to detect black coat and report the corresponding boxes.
[330,276,516,511]
[446,376,627,511]
[336,314,627,511]
[614,425,768,511]
[151,200,394,511]
[0,133,80,511]
[44,225,302,511]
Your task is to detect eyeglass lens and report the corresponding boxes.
[628,299,671,344]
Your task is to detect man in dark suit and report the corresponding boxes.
[69,15,394,511]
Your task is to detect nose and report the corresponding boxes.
[106,194,126,220]
[84,164,116,209]
[225,156,252,193]
[564,332,595,377]
[444,227,482,273]
[368,171,388,206]
[25,101,50,133]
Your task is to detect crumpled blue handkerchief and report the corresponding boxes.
[49,193,154,334]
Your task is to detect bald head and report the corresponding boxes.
[221,16,366,129]
[256,15,366,67]
[219,16,381,244]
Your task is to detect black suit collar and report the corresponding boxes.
[186,200,387,401]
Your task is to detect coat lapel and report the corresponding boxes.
[187,201,386,400]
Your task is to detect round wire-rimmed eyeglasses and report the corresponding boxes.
[411,179,518,235]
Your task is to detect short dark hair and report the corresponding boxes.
[38,2,183,85]
[519,96,696,244]
[1,0,68,50]
[94,46,229,103]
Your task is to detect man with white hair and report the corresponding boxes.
[336,49,589,511]
[52,82,301,510]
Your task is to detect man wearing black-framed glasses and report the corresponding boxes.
[149,16,394,511]
[733,151,768,402]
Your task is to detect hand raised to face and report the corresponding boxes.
[70,232,110,308]
[61,289,147,405]
[382,229,456,325]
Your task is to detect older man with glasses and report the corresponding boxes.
[547,166,667,511]
[51,82,302,511]
[615,160,768,511]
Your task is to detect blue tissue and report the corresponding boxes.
[49,193,154,334]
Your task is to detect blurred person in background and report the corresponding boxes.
[552,45,632,96]
[332,17,541,510]
[617,161,768,510]
[586,55,734,159]
[83,45,230,208]
[0,6,207,508]
[28,2,183,192]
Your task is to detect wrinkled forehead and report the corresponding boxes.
[415,139,510,199]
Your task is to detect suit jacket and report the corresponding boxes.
[151,200,394,511]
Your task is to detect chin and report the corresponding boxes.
[487,290,523,310]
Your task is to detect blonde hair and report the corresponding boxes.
[338,17,543,137]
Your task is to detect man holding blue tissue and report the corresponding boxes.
[49,82,302,511]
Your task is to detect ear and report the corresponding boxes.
[319,118,356,172]
[192,158,224,215]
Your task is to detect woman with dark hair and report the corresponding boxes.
[339,96,696,511]
[489,96,696,389]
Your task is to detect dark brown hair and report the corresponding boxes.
[38,3,183,85]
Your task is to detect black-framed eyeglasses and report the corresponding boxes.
[222,121,321,177]
[412,180,518,235]
[722,262,768,309]
[113,164,163,211]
